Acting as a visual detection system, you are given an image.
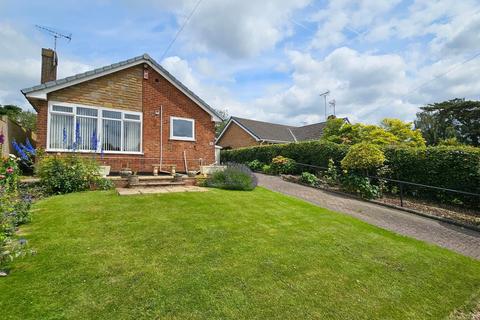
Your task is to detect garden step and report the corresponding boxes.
[129,181,185,188]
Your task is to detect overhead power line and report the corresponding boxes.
[160,0,204,61]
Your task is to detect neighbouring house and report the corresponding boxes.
[21,48,223,173]
[0,115,35,158]
[216,116,348,149]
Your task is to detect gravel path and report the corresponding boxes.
[256,173,480,260]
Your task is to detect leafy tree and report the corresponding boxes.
[0,105,37,131]
[414,98,480,146]
[214,108,229,137]
[321,118,425,147]
[381,118,425,147]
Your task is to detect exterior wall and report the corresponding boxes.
[0,116,34,157]
[31,64,216,173]
[48,65,143,111]
[216,122,259,149]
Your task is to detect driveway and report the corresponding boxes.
[256,173,480,260]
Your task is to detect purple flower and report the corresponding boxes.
[12,140,29,161]
[0,132,4,145]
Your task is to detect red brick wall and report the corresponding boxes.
[216,122,260,149]
[31,64,216,173]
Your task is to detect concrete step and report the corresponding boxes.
[129,181,185,188]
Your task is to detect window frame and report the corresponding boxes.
[170,116,195,141]
[47,101,143,154]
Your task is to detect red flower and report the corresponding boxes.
[6,167,13,174]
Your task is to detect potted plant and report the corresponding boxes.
[98,161,111,177]
[127,171,139,187]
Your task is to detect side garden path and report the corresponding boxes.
[256,173,480,260]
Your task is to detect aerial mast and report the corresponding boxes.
[35,25,72,52]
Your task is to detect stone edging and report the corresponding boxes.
[279,175,480,233]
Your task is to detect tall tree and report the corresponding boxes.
[214,108,229,137]
[414,98,480,146]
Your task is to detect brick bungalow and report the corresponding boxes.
[21,49,223,173]
[216,116,349,149]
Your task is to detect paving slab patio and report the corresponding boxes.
[117,186,208,196]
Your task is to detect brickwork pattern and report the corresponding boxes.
[216,122,259,149]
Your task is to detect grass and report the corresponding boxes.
[1,187,480,319]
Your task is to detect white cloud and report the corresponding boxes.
[174,0,310,58]
[0,23,91,110]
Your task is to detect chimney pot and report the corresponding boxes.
[41,48,57,84]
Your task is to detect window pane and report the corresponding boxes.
[77,107,98,117]
[124,114,140,120]
[102,119,122,151]
[172,119,193,138]
[124,121,141,152]
[49,113,74,149]
[52,105,73,113]
[102,110,122,119]
[77,117,98,150]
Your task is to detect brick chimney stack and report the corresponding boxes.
[41,48,57,84]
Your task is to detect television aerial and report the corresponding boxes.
[35,25,72,51]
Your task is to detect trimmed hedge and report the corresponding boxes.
[222,141,348,169]
[221,142,480,206]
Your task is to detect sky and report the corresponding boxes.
[1,0,480,125]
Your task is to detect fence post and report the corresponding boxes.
[399,182,404,207]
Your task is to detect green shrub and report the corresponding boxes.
[340,174,381,200]
[247,159,264,171]
[205,163,257,191]
[324,158,339,186]
[341,143,385,173]
[261,164,274,175]
[270,156,295,174]
[300,172,319,186]
[36,155,113,195]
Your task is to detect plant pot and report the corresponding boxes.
[98,165,111,177]
[127,175,139,187]
[120,168,132,178]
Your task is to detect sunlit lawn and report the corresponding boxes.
[1,188,479,319]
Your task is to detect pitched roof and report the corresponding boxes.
[218,116,340,143]
[21,54,223,122]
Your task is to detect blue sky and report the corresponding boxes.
[1,0,480,125]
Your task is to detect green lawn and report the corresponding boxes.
[1,188,479,319]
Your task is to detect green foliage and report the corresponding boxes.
[324,158,339,186]
[415,98,480,146]
[1,155,33,269]
[0,105,37,131]
[222,140,348,168]
[36,154,113,195]
[261,164,273,175]
[247,159,264,171]
[437,137,463,146]
[300,172,319,186]
[383,145,480,205]
[205,163,257,191]
[214,109,229,137]
[0,155,20,193]
[341,143,385,172]
[321,118,426,147]
[270,156,295,174]
[340,174,381,200]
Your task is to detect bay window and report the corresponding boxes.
[47,102,142,153]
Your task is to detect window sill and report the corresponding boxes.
[169,137,196,142]
[46,149,144,155]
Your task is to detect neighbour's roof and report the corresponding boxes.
[21,54,223,122]
[219,116,345,143]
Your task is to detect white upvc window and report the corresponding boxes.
[170,116,195,141]
[47,101,142,154]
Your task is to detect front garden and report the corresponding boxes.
[1,188,480,319]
